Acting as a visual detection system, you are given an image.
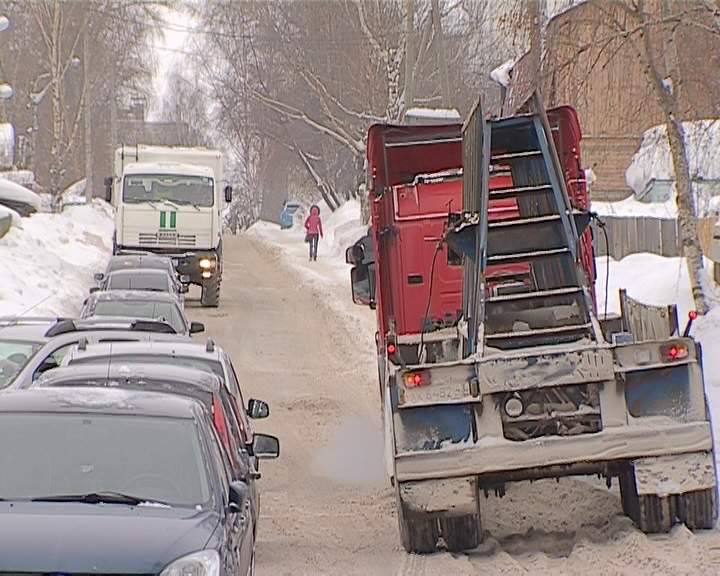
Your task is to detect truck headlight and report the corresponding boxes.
[199,258,213,269]
[160,550,220,576]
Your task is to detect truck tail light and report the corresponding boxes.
[660,342,689,362]
[404,371,431,388]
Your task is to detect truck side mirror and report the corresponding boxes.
[103,177,112,203]
[350,265,372,306]
[224,185,233,203]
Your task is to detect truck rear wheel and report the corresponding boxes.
[439,513,481,552]
[620,468,716,532]
[396,494,438,554]
[200,275,221,307]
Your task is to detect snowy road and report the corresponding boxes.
[193,234,720,575]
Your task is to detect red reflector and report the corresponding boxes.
[689,310,698,320]
[387,343,397,355]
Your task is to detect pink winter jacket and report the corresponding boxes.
[304,209,323,237]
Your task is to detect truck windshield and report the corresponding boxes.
[123,174,214,207]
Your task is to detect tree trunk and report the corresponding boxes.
[430,0,450,107]
[402,0,415,113]
[636,2,708,313]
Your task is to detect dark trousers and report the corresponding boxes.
[308,233,319,260]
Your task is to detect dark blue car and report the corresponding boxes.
[279,201,302,229]
[0,388,279,575]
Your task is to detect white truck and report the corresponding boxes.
[104,145,233,307]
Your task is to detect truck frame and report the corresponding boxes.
[348,98,717,553]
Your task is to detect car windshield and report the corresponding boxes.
[0,340,43,389]
[70,355,224,380]
[123,174,214,207]
[107,272,170,292]
[0,413,211,506]
[90,301,186,334]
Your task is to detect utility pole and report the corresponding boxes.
[403,0,415,113]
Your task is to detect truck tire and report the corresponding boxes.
[439,513,481,552]
[396,494,438,554]
[201,275,221,307]
[620,468,715,532]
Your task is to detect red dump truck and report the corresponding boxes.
[348,100,716,553]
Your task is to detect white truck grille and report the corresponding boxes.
[136,233,197,247]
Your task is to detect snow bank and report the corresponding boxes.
[626,120,720,215]
[63,178,87,205]
[403,108,461,125]
[490,58,516,87]
[545,0,587,21]
[0,123,14,168]
[0,200,114,317]
[0,178,41,213]
[247,199,369,326]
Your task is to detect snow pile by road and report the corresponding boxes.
[0,200,114,317]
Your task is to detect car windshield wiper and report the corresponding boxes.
[30,491,172,506]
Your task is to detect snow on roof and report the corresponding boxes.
[626,120,720,215]
[591,196,677,219]
[403,108,461,124]
[0,177,40,211]
[545,0,588,22]
[490,58,516,88]
[0,123,14,168]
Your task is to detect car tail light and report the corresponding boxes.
[212,396,231,450]
[404,370,430,388]
[660,342,689,362]
[387,342,397,355]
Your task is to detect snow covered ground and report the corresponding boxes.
[0,200,114,317]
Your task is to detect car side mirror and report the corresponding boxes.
[103,176,113,203]
[189,321,205,335]
[179,274,190,283]
[247,398,269,419]
[224,185,233,203]
[252,433,279,459]
[228,480,249,513]
[93,272,104,283]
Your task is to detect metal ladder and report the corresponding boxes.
[460,96,598,354]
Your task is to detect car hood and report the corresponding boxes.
[0,502,220,572]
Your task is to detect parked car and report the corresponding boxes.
[62,338,261,444]
[80,290,204,337]
[94,268,187,304]
[0,387,279,574]
[94,254,180,284]
[36,362,270,483]
[1,317,188,391]
[279,201,303,229]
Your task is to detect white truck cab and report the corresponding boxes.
[105,145,232,307]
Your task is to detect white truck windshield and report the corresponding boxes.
[123,174,214,207]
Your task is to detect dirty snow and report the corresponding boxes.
[490,58,516,87]
[0,200,114,317]
[0,178,40,211]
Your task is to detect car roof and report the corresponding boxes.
[107,268,172,277]
[0,387,203,418]
[67,339,222,361]
[90,290,179,303]
[107,255,174,272]
[36,363,221,393]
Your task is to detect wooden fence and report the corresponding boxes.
[590,216,680,259]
